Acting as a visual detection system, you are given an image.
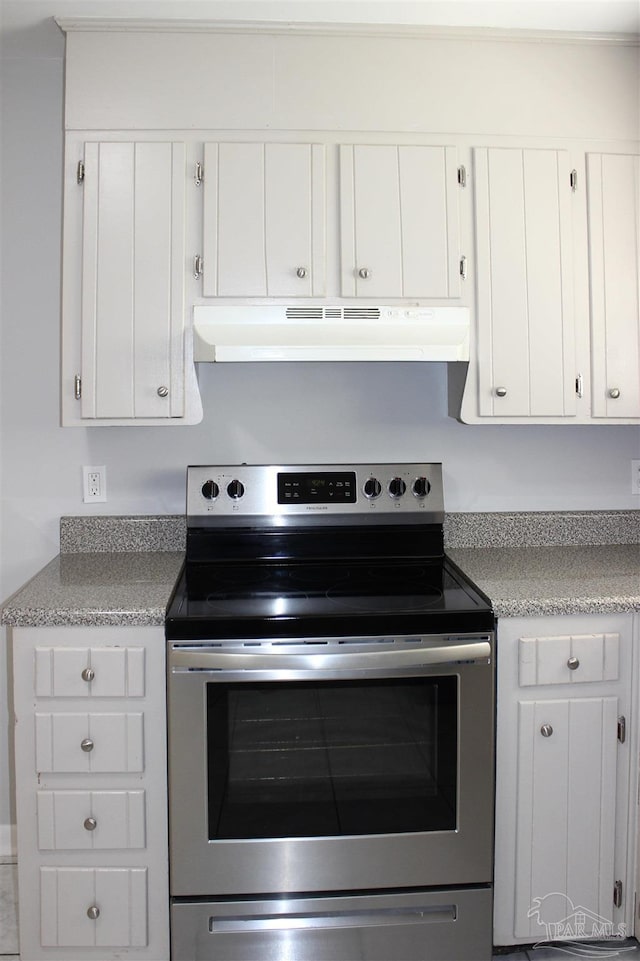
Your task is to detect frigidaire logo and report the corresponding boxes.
[305,505,328,511]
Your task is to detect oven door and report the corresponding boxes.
[167,633,494,897]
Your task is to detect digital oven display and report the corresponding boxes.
[277,471,357,504]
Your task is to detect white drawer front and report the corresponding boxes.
[519,633,620,686]
[40,866,148,947]
[35,712,144,773]
[37,790,146,850]
[35,645,145,697]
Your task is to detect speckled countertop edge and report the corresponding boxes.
[1,552,185,627]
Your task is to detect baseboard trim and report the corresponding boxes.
[0,823,17,861]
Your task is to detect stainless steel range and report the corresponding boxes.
[166,463,495,961]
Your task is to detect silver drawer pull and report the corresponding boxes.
[81,667,95,683]
[540,724,554,738]
[609,388,621,399]
[358,267,371,279]
[87,905,100,921]
[296,267,308,278]
[80,738,94,753]
[83,817,97,832]
[567,656,580,670]
[495,386,507,398]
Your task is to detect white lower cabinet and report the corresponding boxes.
[40,867,148,948]
[11,626,169,961]
[494,613,635,947]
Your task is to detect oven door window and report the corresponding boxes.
[207,677,457,839]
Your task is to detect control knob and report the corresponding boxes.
[227,479,245,500]
[363,477,382,499]
[201,480,219,500]
[412,477,431,498]
[388,477,407,499]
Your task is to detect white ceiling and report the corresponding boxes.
[2,0,639,59]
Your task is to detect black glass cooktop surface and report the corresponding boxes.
[165,556,494,640]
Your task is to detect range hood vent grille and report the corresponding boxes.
[193,304,470,363]
[285,306,383,320]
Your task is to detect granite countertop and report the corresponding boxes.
[448,543,640,617]
[1,551,184,627]
[1,512,639,627]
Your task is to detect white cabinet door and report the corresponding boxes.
[473,147,576,417]
[514,696,619,940]
[40,867,147,947]
[339,144,462,298]
[80,141,186,419]
[203,142,326,297]
[494,614,633,948]
[587,153,640,419]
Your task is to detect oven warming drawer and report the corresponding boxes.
[171,887,492,961]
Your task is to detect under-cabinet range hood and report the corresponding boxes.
[192,305,470,363]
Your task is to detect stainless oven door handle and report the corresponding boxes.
[209,903,457,932]
[170,640,491,673]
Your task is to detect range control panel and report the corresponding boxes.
[187,464,444,524]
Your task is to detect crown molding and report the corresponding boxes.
[54,17,640,46]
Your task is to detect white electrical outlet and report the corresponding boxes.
[82,466,107,503]
[632,460,640,496]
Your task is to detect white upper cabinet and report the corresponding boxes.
[81,142,184,420]
[203,142,326,298]
[473,147,576,418]
[63,139,202,426]
[339,144,462,299]
[587,153,640,419]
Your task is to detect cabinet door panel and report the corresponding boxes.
[265,143,325,296]
[204,142,325,297]
[342,145,402,297]
[514,697,618,939]
[81,141,185,419]
[37,790,146,850]
[35,645,145,698]
[399,146,460,298]
[519,632,620,687]
[587,153,640,418]
[474,147,575,417]
[40,866,147,947]
[340,144,460,298]
[35,712,144,773]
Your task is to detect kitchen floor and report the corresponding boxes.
[495,944,640,960]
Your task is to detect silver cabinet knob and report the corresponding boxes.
[157,386,169,398]
[296,267,307,278]
[87,905,100,921]
[495,387,508,397]
[540,724,554,738]
[608,388,621,399]
[83,817,97,832]
[567,656,580,671]
[80,738,94,753]
[358,267,371,279]
[81,667,94,683]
